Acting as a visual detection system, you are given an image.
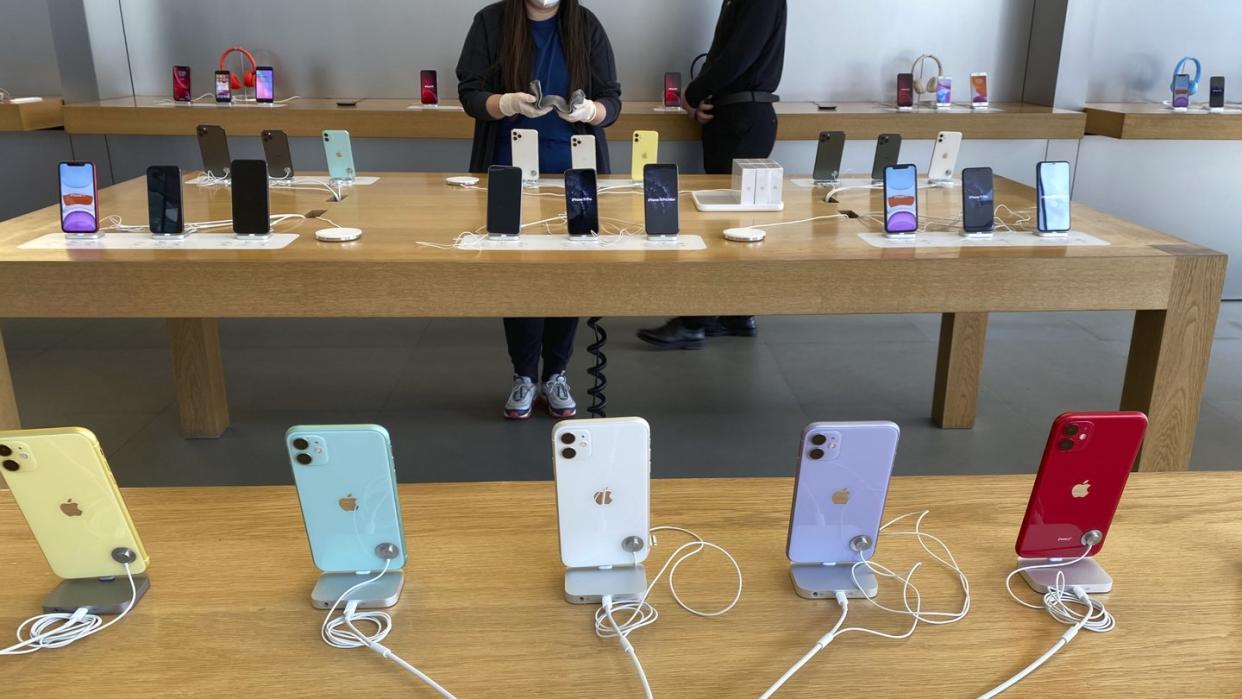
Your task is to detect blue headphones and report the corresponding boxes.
[1171,56,1202,95]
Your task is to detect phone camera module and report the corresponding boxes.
[561,447,577,460]
[1062,424,1080,437]
[810,434,827,446]
[292,438,309,450]
[1057,439,1074,452]
[809,448,825,460]
[0,444,11,457]
[295,453,312,465]
[2,459,18,472]
[560,433,575,445]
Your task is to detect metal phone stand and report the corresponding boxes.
[43,548,149,615]
[564,535,648,605]
[311,542,405,610]
[1018,557,1113,595]
[789,535,879,600]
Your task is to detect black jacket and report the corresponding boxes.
[685,0,787,108]
[456,3,622,174]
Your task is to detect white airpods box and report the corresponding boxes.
[733,159,784,207]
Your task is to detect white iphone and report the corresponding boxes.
[553,417,650,569]
[928,130,963,184]
[511,128,540,184]
[571,134,597,172]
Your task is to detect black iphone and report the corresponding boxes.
[813,130,846,184]
[230,160,270,236]
[871,133,902,182]
[1210,76,1225,109]
[643,163,679,238]
[261,129,294,179]
[146,165,184,236]
[961,167,994,233]
[565,168,599,238]
[487,165,523,239]
[196,124,231,179]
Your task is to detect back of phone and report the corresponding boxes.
[1016,412,1147,559]
[196,124,231,179]
[322,130,356,181]
[813,131,846,183]
[871,133,902,181]
[928,131,962,182]
[287,425,406,572]
[261,129,294,179]
[631,131,659,181]
[0,427,148,579]
[553,418,650,568]
[787,422,899,564]
[511,128,540,183]
[571,134,597,171]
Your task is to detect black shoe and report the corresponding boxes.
[705,316,758,338]
[636,318,706,350]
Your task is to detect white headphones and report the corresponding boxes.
[911,54,944,95]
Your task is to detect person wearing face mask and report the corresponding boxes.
[637,0,787,351]
[457,0,622,419]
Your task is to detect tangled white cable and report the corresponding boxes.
[0,563,137,655]
[320,561,457,698]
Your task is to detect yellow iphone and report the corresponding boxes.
[0,427,148,579]
[631,130,659,181]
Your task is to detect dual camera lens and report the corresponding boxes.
[0,444,16,472]
[560,432,577,459]
[291,438,312,465]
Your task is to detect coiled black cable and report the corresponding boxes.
[586,316,607,417]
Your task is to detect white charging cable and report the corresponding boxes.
[320,560,457,698]
[0,563,137,655]
[977,547,1114,698]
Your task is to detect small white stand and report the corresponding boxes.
[790,563,877,600]
[1018,557,1112,595]
[151,232,189,241]
[691,190,784,212]
[936,103,951,110]
[897,106,913,112]
[961,231,995,241]
[1035,230,1070,239]
[1210,107,1225,114]
[234,232,273,241]
[565,564,648,605]
[487,232,521,242]
[929,178,958,188]
[972,103,990,111]
[652,106,686,113]
[884,232,918,241]
[66,232,104,240]
[312,570,405,609]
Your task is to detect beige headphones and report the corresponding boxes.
[911,54,944,95]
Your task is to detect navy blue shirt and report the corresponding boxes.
[494,16,575,174]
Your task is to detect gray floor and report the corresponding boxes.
[4,304,1241,486]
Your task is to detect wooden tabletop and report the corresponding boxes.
[62,97,1085,141]
[1085,102,1242,140]
[0,97,63,132]
[0,473,1237,697]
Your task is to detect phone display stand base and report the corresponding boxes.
[312,570,405,610]
[233,231,273,240]
[929,178,958,188]
[652,106,685,113]
[42,574,150,615]
[691,190,784,213]
[1018,557,1112,595]
[790,564,877,600]
[884,232,918,241]
[1034,230,1070,239]
[564,565,647,605]
[961,230,995,240]
[65,232,104,240]
[407,104,464,112]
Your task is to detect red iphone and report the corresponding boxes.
[173,65,192,102]
[664,72,682,108]
[1015,412,1148,559]
[421,70,438,105]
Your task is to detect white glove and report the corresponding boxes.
[499,92,552,118]
[558,99,599,124]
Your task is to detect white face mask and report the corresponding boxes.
[531,0,560,8]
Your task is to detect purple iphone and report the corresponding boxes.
[786,421,900,564]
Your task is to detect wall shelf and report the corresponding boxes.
[0,97,63,131]
[1085,102,1242,140]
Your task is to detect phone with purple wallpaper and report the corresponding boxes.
[883,163,919,235]
[786,421,900,564]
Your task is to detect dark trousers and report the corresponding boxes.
[503,317,579,382]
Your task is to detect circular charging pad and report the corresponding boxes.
[316,227,363,242]
[446,176,481,187]
[723,227,766,242]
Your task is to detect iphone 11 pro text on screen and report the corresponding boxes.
[146,165,184,236]
[961,167,994,233]
[58,162,98,234]
[1036,161,1071,233]
[883,164,918,234]
[420,70,438,105]
[565,168,599,238]
[643,163,679,238]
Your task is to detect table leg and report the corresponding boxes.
[932,312,988,429]
[1121,255,1226,472]
[0,326,20,430]
[167,318,230,438]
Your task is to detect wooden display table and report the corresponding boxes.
[0,173,1224,472]
[0,473,1237,697]
[1084,102,1242,140]
[62,97,1085,141]
[0,97,63,131]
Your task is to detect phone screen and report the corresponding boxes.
[255,67,274,102]
[883,164,918,234]
[230,160,270,234]
[147,166,184,235]
[897,73,914,108]
[173,66,191,102]
[1037,161,1071,232]
[664,72,682,108]
[59,162,98,233]
[420,70,438,105]
[215,71,232,103]
[565,169,599,237]
[487,165,523,237]
[1210,77,1225,108]
[971,74,988,104]
[936,77,952,105]
[1173,74,1190,108]
[643,164,679,237]
[961,167,994,233]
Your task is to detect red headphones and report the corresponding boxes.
[219,47,258,90]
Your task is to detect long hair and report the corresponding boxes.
[499,0,589,95]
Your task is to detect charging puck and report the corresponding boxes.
[446,176,480,187]
[723,227,766,242]
[315,227,362,242]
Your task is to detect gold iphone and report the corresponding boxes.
[0,427,148,579]
[631,130,659,181]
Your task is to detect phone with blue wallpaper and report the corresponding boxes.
[322,130,356,182]
[287,425,406,573]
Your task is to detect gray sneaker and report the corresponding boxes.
[540,372,577,418]
[504,375,537,420]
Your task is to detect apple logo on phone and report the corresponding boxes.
[831,488,850,505]
[60,499,83,517]
[593,488,613,506]
[339,494,358,511]
[1071,480,1091,498]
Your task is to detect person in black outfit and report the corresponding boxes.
[457,0,622,418]
[637,0,787,350]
